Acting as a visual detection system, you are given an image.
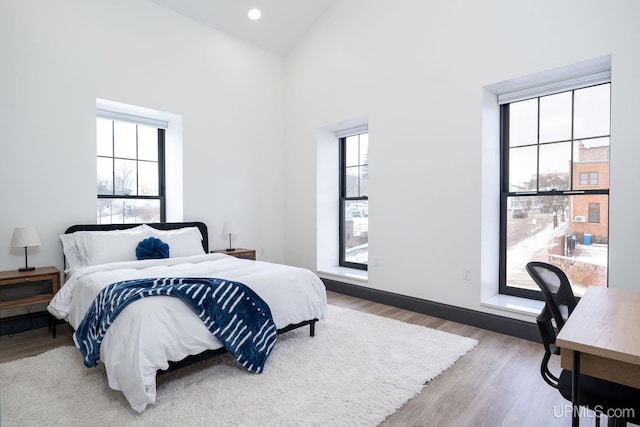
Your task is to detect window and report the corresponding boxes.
[579,172,599,186]
[339,132,368,270]
[96,117,166,224]
[500,82,610,298]
[588,203,600,224]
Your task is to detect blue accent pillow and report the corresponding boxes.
[136,237,170,260]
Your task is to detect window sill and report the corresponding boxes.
[317,267,368,284]
[481,293,544,318]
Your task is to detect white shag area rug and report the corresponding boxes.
[0,305,477,427]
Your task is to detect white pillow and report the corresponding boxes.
[60,233,84,270]
[60,225,150,268]
[146,226,205,258]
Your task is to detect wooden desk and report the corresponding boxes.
[556,286,640,425]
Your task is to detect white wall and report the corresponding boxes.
[3,0,639,324]
[283,0,640,319]
[0,0,286,273]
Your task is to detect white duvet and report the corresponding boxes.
[47,253,328,412]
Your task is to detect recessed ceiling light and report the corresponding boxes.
[248,8,261,20]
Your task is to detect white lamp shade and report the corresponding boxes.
[11,226,41,248]
[221,221,238,236]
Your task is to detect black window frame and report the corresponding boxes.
[96,118,166,223]
[339,133,368,271]
[499,83,610,300]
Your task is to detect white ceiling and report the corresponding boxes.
[147,0,335,56]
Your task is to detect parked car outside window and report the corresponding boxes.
[512,208,528,218]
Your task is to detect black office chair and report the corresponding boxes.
[526,261,640,427]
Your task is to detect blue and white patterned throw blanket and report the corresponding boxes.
[74,277,277,374]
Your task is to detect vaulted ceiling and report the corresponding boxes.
[147,0,335,56]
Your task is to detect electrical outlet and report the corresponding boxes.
[373,257,380,267]
[463,268,471,281]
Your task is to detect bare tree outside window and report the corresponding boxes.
[501,83,610,298]
[96,117,165,224]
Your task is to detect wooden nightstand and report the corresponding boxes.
[0,266,60,338]
[211,248,256,260]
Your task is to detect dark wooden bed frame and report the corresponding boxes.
[63,221,318,374]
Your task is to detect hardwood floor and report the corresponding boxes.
[0,291,631,426]
[326,291,582,427]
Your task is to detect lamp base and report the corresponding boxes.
[226,248,236,252]
[19,266,35,272]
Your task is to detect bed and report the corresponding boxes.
[47,222,327,412]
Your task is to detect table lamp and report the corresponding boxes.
[221,221,238,251]
[11,226,40,271]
